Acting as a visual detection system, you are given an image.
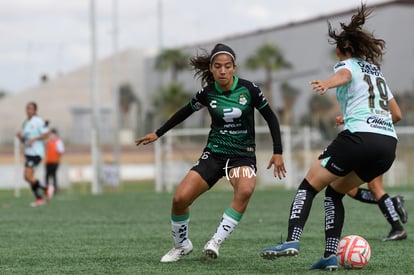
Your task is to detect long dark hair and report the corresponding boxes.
[189,43,236,86]
[328,4,385,67]
[189,49,212,86]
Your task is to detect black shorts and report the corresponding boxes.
[318,130,397,182]
[25,155,42,168]
[190,148,257,188]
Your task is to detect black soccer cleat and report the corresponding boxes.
[382,229,407,241]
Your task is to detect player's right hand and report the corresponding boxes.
[334,115,344,128]
[135,132,158,146]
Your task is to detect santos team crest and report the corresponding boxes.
[239,94,247,105]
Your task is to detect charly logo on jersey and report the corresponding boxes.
[238,94,247,105]
[192,89,205,110]
[257,91,266,102]
[193,101,203,110]
[334,62,346,69]
[210,100,217,108]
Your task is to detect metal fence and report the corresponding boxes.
[154,126,414,192]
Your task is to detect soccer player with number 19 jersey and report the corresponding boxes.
[260,4,401,270]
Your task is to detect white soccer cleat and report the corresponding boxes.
[30,198,46,207]
[160,240,193,262]
[203,237,222,259]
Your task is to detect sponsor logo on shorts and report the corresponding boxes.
[223,159,256,181]
[330,162,344,173]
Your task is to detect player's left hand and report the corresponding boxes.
[267,154,286,180]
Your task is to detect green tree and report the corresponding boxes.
[153,83,190,120]
[155,48,189,83]
[154,48,191,123]
[119,83,136,128]
[245,43,292,107]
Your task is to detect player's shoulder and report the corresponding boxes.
[196,83,214,95]
[31,115,44,123]
[237,78,261,92]
[334,57,356,69]
[334,61,347,70]
[31,116,47,128]
[335,58,368,70]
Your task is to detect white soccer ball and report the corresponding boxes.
[336,235,371,269]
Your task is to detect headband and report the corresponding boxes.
[210,51,235,63]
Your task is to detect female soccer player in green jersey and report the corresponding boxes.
[136,43,286,262]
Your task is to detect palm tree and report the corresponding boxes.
[155,48,189,83]
[153,48,191,123]
[280,82,300,125]
[118,83,136,128]
[245,43,292,107]
[153,82,190,120]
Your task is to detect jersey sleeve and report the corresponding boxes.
[155,103,195,137]
[387,85,394,101]
[259,105,283,154]
[247,81,282,154]
[190,88,208,111]
[333,60,352,74]
[35,117,49,135]
[248,82,269,110]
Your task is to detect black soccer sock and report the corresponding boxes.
[324,185,345,258]
[35,179,46,190]
[352,188,377,204]
[378,194,402,231]
[31,181,43,199]
[286,179,318,242]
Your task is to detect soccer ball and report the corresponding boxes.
[336,235,371,269]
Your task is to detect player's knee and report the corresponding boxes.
[23,174,31,182]
[236,186,255,201]
[172,194,191,210]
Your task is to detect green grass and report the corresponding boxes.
[0,183,412,274]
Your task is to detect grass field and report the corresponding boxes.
[0,183,412,274]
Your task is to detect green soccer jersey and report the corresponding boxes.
[190,76,268,157]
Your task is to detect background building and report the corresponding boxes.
[145,0,414,131]
[0,48,156,146]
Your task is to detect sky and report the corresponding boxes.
[0,0,390,94]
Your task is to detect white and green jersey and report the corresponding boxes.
[190,76,269,157]
[21,115,48,157]
[334,58,397,139]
